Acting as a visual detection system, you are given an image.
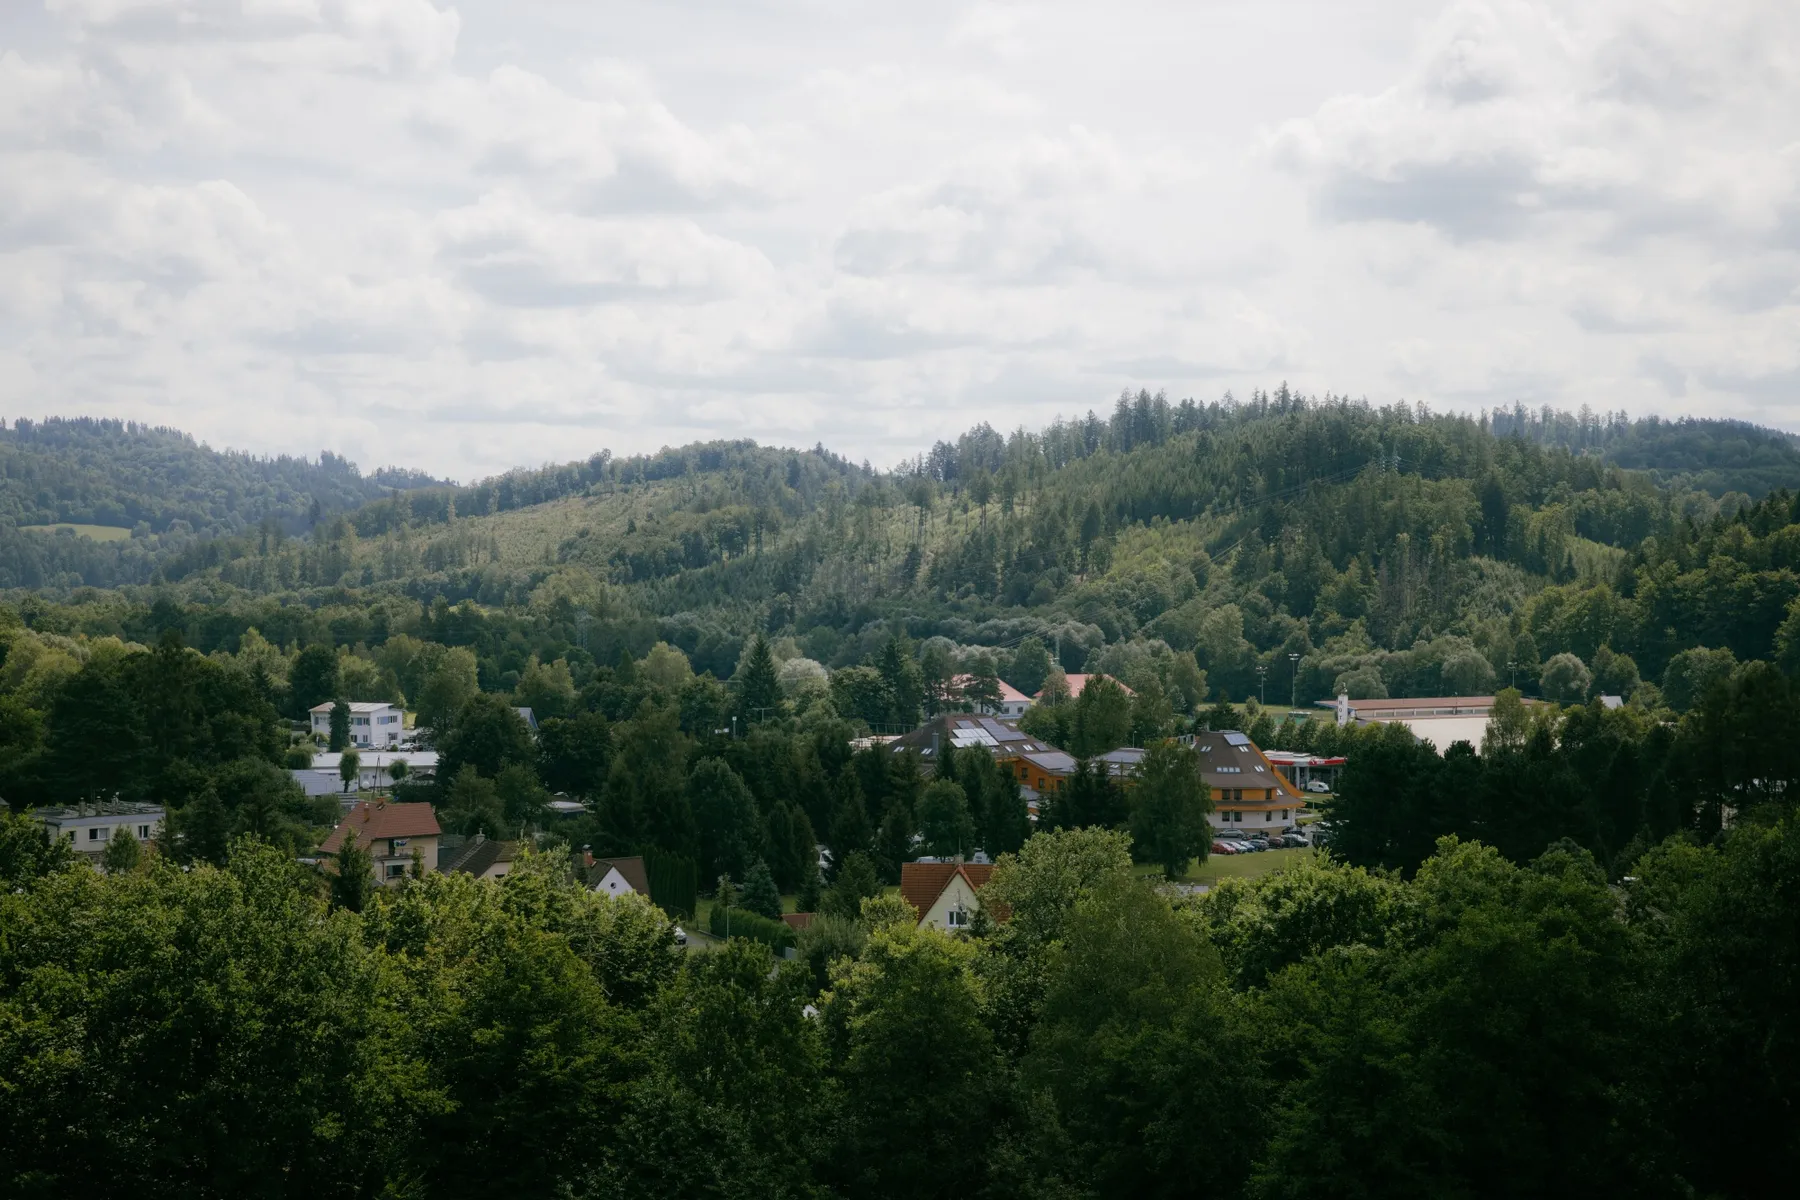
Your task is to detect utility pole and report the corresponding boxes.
[1256,663,1267,707]
[1289,652,1300,711]
[1507,660,1517,690]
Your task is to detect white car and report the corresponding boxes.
[1306,780,1332,793]
[672,925,688,946]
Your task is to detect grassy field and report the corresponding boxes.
[1135,846,1316,887]
[17,523,133,541]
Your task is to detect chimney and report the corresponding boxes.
[582,845,594,868]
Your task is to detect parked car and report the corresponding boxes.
[1283,834,1311,848]
[1306,780,1332,793]
[672,925,688,946]
[1231,839,1258,853]
[1247,838,1271,851]
[1211,840,1236,855]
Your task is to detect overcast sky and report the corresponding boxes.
[2,1,1795,481]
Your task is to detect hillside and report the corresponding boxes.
[8,391,1800,715]
[0,417,446,589]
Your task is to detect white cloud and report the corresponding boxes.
[0,0,1794,479]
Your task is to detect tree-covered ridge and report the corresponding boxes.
[12,393,1800,721]
[0,417,452,590]
[0,417,437,534]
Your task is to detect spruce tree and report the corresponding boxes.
[828,788,875,877]
[820,851,881,920]
[741,858,783,920]
[330,829,373,912]
[874,800,915,883]
[737,636,783,725]
[101,825,141,873]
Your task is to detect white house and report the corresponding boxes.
[35,801,164,866]
[899,860,999,931]
[579,851,649,897]
[309,701,406,748]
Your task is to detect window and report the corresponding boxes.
[138,825,151,838]
[946,908,968,928]
[1281,810,1289,820]
[386,863,406,879]
[88,827,102,841]
[1254,764,1265,772]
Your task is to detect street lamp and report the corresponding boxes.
[1507,660,1517,690]
[1289,652,1301,711]
[1256,663,1268,707]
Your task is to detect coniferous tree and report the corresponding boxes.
[327,699,351,752]
[101,825,142,873]
[329,828,373,912]
[289,645,340,720]
[737,636,783,725]
[918,780,976,858]
[821,851,881,920]
[828,787,875,877]
[689,757,763,883]
[740,858,783,919]
[175,784,231,865]
[874,799,915,882]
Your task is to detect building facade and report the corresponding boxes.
[309,701,406,748]
[35,801,164,867]
[320,800,441,884]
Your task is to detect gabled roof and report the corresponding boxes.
[898,861,1004,922]
[321,801,440,853]
[441,833,518,876]
[591,855,650,895]
[1189,730,1305,801]
[888,713,1057,758]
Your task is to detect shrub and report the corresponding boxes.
[708,904,795,952]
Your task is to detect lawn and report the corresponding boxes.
[17,523,132,541]
[1136,846,1315,887]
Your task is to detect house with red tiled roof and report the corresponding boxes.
[321,800,441,886]
[899,860,1007,932]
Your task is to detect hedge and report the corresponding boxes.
[708,905,795,952]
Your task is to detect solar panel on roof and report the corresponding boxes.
[1223,732,1251,747]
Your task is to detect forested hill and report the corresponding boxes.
[1488,404,1800,496]
[0,417,447,534]
[11,393,1800,700]
[0,417,445,588]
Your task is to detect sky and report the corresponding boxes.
[1,0,1796,483]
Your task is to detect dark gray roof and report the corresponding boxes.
[440,833,518,876]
